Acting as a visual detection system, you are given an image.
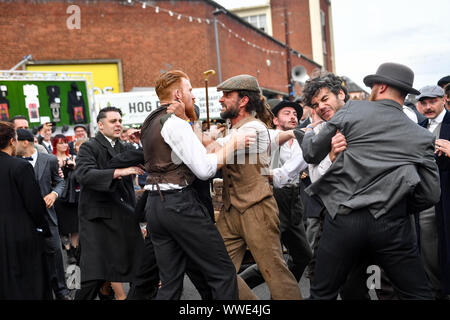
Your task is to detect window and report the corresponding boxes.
[245,14,267,32]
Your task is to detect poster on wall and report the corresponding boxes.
[0,85,9,121]
[23,84,40,123]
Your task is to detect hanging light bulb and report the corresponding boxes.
[142,2,146,8]
[155,6,159,13]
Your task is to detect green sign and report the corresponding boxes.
[0,79,89,129]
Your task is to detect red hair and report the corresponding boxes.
[52,134,69,156]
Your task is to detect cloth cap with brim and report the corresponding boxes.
[363,62,420,95]
[217,75,261,93]
[416,85,445,101]
[271,101,303,120]
[74,124,87,132]
[437,76,450,88]
[17,128,35,142]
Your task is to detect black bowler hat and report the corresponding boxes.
[437,76,450,88]
[363,62,420,95]
[74,124,87,132]
[17,128,35,142]
[270,100,303,120]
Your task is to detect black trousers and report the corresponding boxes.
[146,187,238,300]
[240,185,312,287]
[310,200,432,300]
[127,225,213,300]
[45,223,68,298]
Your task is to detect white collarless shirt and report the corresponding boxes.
[428,108,446,133]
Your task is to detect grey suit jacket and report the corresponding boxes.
[34,152,65,226]
[298,99,440,219]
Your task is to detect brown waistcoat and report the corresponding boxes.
[221,116,274,213]
[140,106,195,186]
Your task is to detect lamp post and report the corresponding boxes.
[203,69,216,130]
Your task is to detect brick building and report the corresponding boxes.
[1,0,332,98]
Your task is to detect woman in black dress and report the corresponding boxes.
[53,134,81,264]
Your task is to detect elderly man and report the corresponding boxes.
[298,62,440,299]
[417,85,450,297]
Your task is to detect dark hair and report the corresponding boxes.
[10,115,27,123]
[0,121,16,150]
[96,106,122,123]
[237,90,274,127]
[445,83,450,96]
[52,134,69,156]
[302,72,350,107]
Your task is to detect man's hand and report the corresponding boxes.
[128,129,141,144]
[436,139,450,157]
[114,166,145,179]
[44,192,58,208]
[329,131,347,162]
[232,128,256,150]
[166,100,188,120]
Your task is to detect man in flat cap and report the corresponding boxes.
[239,99,313,291]
[209,75,302,299]
[69,124,88,155]
[416,85,450,297]
[297,62,440,299]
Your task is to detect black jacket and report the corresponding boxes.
[75,132,143,282]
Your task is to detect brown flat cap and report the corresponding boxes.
[217,74,261,93]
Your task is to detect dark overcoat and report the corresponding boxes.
[420,110,450,294]
[75,132,143,282]
[0,151,51,299]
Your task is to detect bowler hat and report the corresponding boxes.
[17,129,35,142]
[271,100,303,120]
[363,62,420,95]
[437,76,450,88]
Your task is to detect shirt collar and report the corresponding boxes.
[431,108,446,125]
[102,133,116,148]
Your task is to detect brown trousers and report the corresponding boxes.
[216,197,302,300]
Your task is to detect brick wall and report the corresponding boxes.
[0,0,318,95]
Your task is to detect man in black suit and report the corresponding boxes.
[15,128,69,300]
[417,85,450,298]
[0,122,51,300]
[74,107,145,300]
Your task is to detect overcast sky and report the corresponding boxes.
[214,0,449,92]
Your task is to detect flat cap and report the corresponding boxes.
[17,128,35,142]
[416,85,445,101]
[217,74,261,93]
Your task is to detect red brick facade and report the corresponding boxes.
[1,0,322,96]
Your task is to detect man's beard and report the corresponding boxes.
[369,87,379,101]
[185,104,197,122]
[220,103,239,120]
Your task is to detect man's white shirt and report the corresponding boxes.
[268,129,308,188]
[144,115,218,191]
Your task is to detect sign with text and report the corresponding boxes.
[95,87,223,126]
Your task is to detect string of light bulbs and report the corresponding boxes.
[128,0,308,59]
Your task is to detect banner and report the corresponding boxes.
[95,87,223,126]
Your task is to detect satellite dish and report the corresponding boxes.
[291,66,309,84]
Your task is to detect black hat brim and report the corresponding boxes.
[272,101,303,120]
[363,74,420,95]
